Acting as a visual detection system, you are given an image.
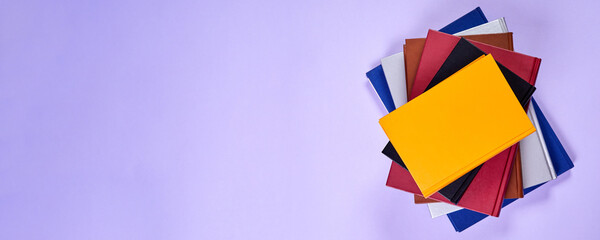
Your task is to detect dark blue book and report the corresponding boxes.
[438,7,488,34]
[366,7,488,112]
[367,65,395,112]
[447,98,574,232]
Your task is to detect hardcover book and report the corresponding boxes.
[366,65,395,112]
[505,151,524,198]
[414,195,437,204]
[521,103,557,188]
[428,202,463,218]
[379,55,535,197]
[381,53,408,108]
[455,18,508,36]
[438,7,488,34]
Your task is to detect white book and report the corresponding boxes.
[521,103,557,188]
[428,202,462,218]
[454,18,508,36]
[381,52,408,108]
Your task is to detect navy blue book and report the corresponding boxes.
[365,7,488,112]
[367,65,396,112]
[446,98,574,232]
[439,7,488,34]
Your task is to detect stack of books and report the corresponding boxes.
[367,7,574,232]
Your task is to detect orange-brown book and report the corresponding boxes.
[505,149,524,198]
[414,195,438,204]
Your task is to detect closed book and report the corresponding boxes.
[521,103,557,188]
[438,7,488,34]
[404,39,426,96]
[381,53,408,108]
[505,151,524,198]
[455,18,508,36]
[428,202,463,218]
[382,141,405,169]
[366,65,395,112]
[379,55,535,197]
[447,98,574,232]
[414,195,437,204]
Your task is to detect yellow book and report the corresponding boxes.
[379,54,535,197]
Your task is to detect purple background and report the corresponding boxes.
[1,0,598,239]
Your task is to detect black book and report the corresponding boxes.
[382,141,405,169]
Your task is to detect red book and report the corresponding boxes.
[388,29,541,217]
[387,149,517,216]
[409,30,540,100]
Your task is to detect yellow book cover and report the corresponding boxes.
[379,54,535,197]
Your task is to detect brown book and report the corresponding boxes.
[403,39,426,97]
[403,32,523,202]
[505,148,524,198]
[414,195,438,204]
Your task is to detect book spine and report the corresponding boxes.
[493,145,519,217]
[453,166,482,203]
[475,7,488,22]
[507,32,514,51]
[529,58,542,86]
[504,151,523,199]
[523,86,536,107]
[499,17,508,32]
[403,44,410,98]
[530,104,558,179]
[514,147,524,198]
